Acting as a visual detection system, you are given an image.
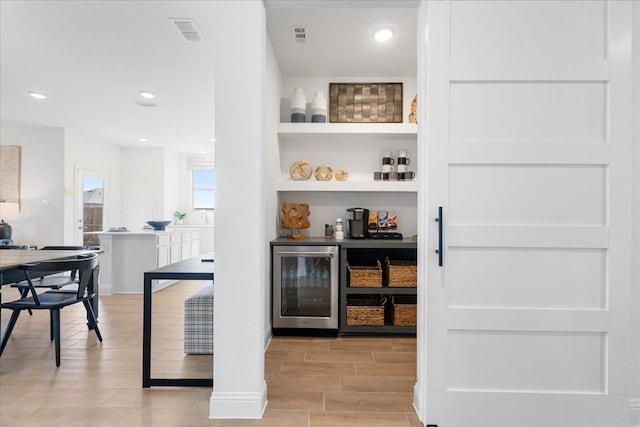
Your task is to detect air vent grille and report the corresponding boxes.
[135,100,158,108]
[170,18,205,43]
[291,26,308,43]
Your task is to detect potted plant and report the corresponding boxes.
[173,210,187,225]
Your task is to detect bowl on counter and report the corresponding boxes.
[146,220,172,231]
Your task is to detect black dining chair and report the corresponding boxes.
[10,246,91,317]
[0,253,103,366]
[0,245,28,250]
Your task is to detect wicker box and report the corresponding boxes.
[347,260,382,288]
[346,296,386,326]
[391,295,417,327]
[329,83,403,123]
[384,257,417,288]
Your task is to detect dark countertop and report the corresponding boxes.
[270,236,417,248]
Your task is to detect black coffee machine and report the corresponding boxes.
[346,207,369,239]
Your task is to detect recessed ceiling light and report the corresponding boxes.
[140,91,155,99]
[209,138,216,142]
[199,151,207,154]
[29,91,47,100]
[373,27,395,42]
[138,138,149,142]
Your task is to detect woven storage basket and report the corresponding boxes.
[385,257,417,288]
[346,296,386,326]
[391,295,417,327]
[347,260,382,288]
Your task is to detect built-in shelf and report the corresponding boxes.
[277,122,417,141]
[277,180,418,193]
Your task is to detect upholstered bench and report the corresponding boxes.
[184,286,214,354]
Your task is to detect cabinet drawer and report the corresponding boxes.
[157,234,171,246]
[171,232,181,244]
[181,231,192,242]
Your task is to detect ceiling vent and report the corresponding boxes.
[170,18,206,43]
[135,100,158,108]
[291,26,308,43]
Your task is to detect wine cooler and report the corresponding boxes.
[272,245,339,330]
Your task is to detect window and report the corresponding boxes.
[192,169,215,209]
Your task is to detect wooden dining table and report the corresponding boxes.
[0,249,102,323]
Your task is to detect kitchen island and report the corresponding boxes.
[93,229,199,294]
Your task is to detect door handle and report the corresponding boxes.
[278,251,334,258]
[435,206,443,267]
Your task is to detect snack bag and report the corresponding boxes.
[388,211,397,230]
[368,210,378,231]
[378,211,388,231]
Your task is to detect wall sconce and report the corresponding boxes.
[0,202,19,241]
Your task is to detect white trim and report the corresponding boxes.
[209,381,268,419]
[630,398,640,427]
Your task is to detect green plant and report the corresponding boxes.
[173,211,187,220]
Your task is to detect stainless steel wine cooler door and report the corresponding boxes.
[272,245,339,329]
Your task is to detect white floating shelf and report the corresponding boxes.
[277,123,417,141]
[277,180,419,193]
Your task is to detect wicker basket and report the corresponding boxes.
[391,295,417,326]
[347,260,382,288]
[385,257,417,288]
[346,296,386,326]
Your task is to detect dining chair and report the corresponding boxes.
[0,253,103,366]
[0,245,28,250]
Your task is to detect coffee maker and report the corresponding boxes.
[346,207,369,239]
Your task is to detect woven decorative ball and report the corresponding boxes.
[314,165,333,181]
[335,169,349,181]
[289,161,312,181]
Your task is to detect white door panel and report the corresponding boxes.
[417,1,632,425]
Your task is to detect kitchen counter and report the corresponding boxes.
[95,229,200,294]
[270,236,417,248]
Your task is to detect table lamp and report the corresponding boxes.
[0,202,19,241]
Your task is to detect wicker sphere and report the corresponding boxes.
[335,169,349,181]
[289,161,312,181]
[314,165,333,181]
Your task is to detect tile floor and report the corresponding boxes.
[0,281,420,426]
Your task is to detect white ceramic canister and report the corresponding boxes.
[291,88,306,122]
[311,91,327,123]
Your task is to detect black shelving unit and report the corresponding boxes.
[339,240,417,335]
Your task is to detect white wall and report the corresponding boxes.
[210,0,267,419]
[264,33,282,339]
[1,120,65,248]
[630,3,640,425]
[121,146,182,230]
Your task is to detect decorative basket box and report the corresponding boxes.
[329,83,403,123]
[391,295,417,327]
[384,257,417,288]
[346,296,386,326]
[347,260,382,288]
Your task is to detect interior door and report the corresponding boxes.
[76,168,108,246]
[418,1,632,426]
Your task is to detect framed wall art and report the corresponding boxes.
[0,145,21,204]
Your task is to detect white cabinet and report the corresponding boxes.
[276,122,419,237]
[95,230,201,294]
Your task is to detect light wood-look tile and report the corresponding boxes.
[1,281,419,426]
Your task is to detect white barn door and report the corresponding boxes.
[418,1,632,426]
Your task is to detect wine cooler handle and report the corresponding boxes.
[277,251,334,257]
[435,206,443,267]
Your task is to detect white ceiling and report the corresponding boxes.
[0,1,418,154]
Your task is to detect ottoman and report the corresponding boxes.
[184,286,214,354]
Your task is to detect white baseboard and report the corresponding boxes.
[630,398,640,427]
[209,380,267,419]
[412,382,424,425]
